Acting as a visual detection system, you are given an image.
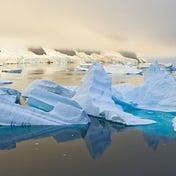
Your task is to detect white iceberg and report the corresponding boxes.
[22,79,75,99]
[73,62,155,125]
[112,61,176,112]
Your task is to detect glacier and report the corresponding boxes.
[73,62,155,125]
[112,61,176,112]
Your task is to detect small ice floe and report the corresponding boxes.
[75,63,92,72]
[0,79,13,86]
[2,68,22,74]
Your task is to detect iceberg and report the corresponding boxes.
[0,92,89,126]
[112,61,176,112]
[73,62,155,125]
[22,79,75,99]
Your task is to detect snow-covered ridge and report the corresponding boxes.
[0,46,145,65]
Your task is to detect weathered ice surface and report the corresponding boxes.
[73,62,155,125]
[112,62,176,112]
[22,79,75,99]
[0,96,89,126]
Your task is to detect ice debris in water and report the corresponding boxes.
[73,62,155,125]
[2,68,22,74]
[112,61,176,112]
[22,79,75,99]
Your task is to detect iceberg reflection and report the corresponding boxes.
[1,113,176,158]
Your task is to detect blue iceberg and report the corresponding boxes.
[73,62,155,125]
[0,93,89,126]
[112,61,176,112]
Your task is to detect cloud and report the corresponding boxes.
[0,0,176,55]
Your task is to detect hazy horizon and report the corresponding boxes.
[0,0,176,56]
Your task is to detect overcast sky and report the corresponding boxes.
[0,0,176,55]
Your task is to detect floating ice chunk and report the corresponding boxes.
[73,62,155,125]
[2,68,22,74]
[0,79,13,86]
[0,88,21,103]
[113,61,176,112]
[22,79,75,99]
[0,95,89,126]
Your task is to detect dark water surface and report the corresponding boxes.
[0,63,176,176]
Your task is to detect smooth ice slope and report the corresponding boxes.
[73,62,155,125]
[112,61,176,112]
[22,79,75,99]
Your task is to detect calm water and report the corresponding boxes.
[0,63,176,176]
